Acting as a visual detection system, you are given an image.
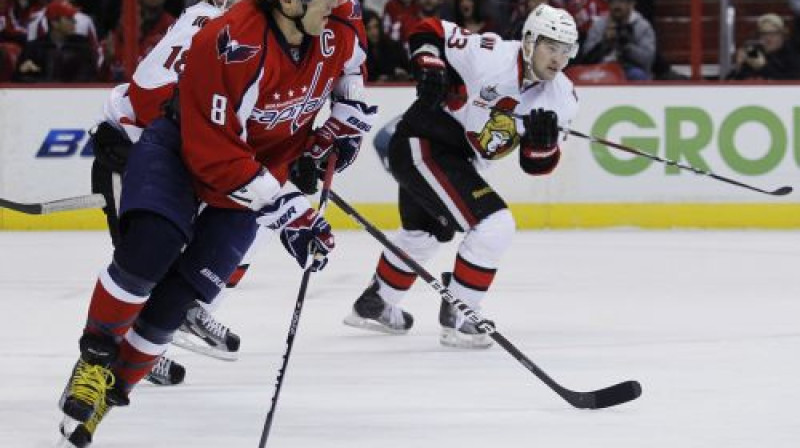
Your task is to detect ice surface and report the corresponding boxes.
[1,230,799,447]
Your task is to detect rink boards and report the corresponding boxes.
[1,84,798,230]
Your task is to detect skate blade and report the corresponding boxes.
[172,332,238,361]
[439,328,493,349]
[55,416,80,447]
[343,312,409,335]
[55,436,79,448]
[58,415,80,437]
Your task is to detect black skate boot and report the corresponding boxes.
[439,273,493,349]
[144,355,186,386]
[172,305,240,361]
[343,277,414,334]
[58,333,119,423]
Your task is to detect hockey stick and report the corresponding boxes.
[0,193,107,214]
[259,153,338,447]
[329,190,641,410]
[492,107,792,197]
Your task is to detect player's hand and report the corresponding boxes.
[257,191,334,271]
[412,53,448,109]
[289,154,319,195]
[522,108,559,157]
[308,99,378,173]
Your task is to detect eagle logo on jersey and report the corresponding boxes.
[217,25,261,64]
[466,97,520,159]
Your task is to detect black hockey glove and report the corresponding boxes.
[289,154,320,195]
[90,121,132,173]
[522,108,560,153]
[412,53,448,109]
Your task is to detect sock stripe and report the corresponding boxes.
[124,328,169,356]
[226,264,249,288]
[376,255,416,291]
[453,254,496,292]
[99,268,148,305]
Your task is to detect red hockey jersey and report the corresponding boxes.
[179,0,367,209]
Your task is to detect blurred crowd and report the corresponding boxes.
[1,0,800,83]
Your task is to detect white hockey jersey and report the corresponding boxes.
[435,20,579,170]
[103,2,223,142]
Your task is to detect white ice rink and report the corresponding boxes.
[1,229,799,447]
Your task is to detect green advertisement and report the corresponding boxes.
[590,105,799,176]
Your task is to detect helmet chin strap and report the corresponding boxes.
[522,44,539,82]
[524,63,540,83]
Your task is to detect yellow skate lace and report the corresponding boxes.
[84,398,109,434]
[69,360,116,408]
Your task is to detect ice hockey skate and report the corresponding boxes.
[144,355,186,386]
[172,305,240,361]
[58,333,124,423]
[439,273,493,349]
[57,391,111,448]
[343,277,414,334]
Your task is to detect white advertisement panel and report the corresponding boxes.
[0,85,798,229]
[0,88,107,202]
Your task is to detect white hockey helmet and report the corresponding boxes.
[521,4,579,62]
[209,0,239,10]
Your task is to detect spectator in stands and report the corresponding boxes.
[364,8,410,82]
[383,0,442,46]
[26,0,103,70]
[787,0,800,51]
[382,0,418,43]
[106,0,176,81]
[417,0,442,19]
[453,0,499,34]
[579,0,655,80]
[727,13,800,81]
[1,0,27,45]
[13,1,97,82]
[556,0,608,45]
[505,0,548,39]
[1,0,27,81]
[71,0,119,39]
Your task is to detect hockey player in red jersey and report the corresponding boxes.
[344,4,579,349]
[57,0,375,445]
[89,0,243,390]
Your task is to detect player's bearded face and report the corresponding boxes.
[298,0,339,35]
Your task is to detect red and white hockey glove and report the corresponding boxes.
[257,191,335,271]
[308,98,378,173]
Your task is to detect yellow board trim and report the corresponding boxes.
[2,203,800,230]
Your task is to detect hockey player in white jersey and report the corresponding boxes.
[344,4,580,348]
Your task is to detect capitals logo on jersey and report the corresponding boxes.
[250,63,335,133]
[217,25,261,64]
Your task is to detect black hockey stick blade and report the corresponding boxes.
[0,193,106,214]
[562,380,642,409]
[767,186,793,196]
[0,197,43,214]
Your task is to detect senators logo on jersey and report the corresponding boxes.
[216,25,261,64]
